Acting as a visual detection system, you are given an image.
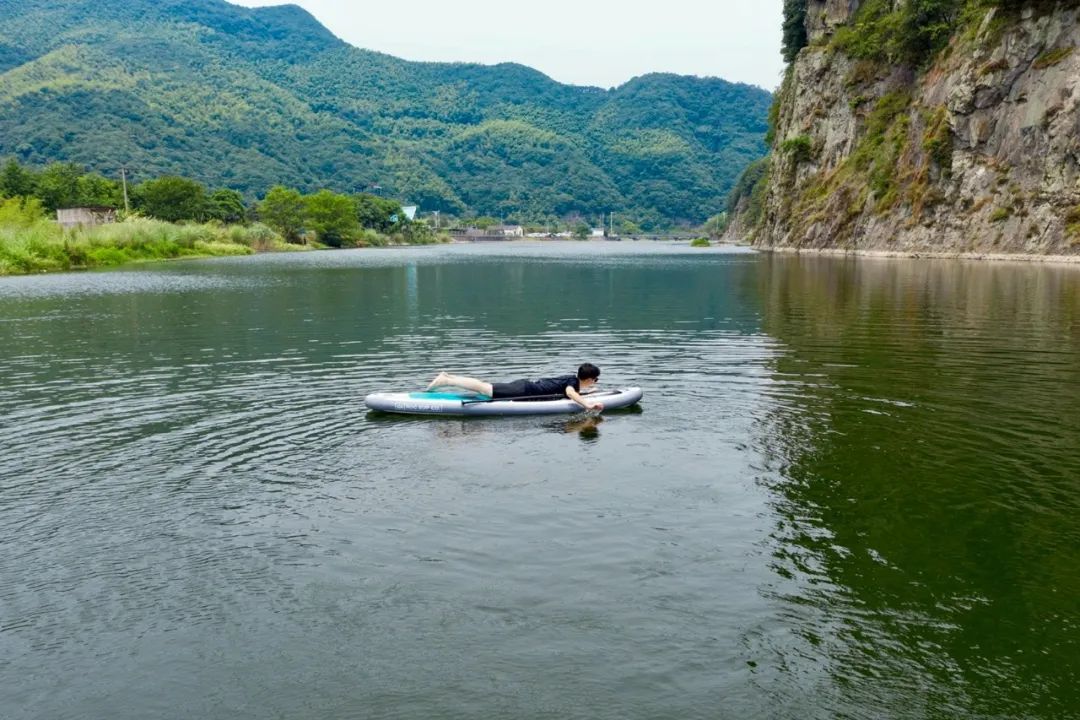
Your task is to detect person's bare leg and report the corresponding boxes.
[427,372,494,396]
[426,372,451,391]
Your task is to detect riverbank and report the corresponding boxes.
[0,218,300,275]
[0,216,446,276]
[757,245,1080,265]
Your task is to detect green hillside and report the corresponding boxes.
[0,0,771,227]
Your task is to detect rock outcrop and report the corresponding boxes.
[731,1,1080,255]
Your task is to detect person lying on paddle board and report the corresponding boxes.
[426,363,604,411]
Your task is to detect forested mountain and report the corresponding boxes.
[0,0,771,227]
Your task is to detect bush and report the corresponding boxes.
[922,106,953,174]
[400,220,439,245]
[1065,205,1080,238]
[690,238,711,247]
[259,186,306,242]
[305,189,359,247]
[831,0,963,66]
[0,216,277,275]
[702,212,728,238]
[0,196,47,226]
[134,176,208,222]
[780,135,814,164]
[351,228,389,248]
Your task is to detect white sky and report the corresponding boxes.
[233,0,786,91]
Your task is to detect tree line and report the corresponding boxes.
[0,159,436,246]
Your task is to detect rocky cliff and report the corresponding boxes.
[729,0,1080,255]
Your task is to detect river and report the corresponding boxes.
[1,242,1077,719]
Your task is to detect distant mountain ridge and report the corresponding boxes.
[0,0,771,226]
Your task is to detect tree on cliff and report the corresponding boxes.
[782,0,808,62]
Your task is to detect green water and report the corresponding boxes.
[1,243,1077,719]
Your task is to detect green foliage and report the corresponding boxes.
[469,216,501,229]
[782,0,809,62]
[990,206,1012,222]
[0,0,772,227]
[134,176,207,222]
[831,0,964,66]
[851,90,912,171]
[354,193,403,233]
[304,189,358,247]
[207,188,247,224]
[258,186,306,242]
[75,173,122,207]
[702,212,728,238]
[726,157,771,215]
[35,162,84,212]
[572,222,591,240]
[2,159,124,211]
[746,163,772,227]
[689,237,711,247]
[781,135,814,164]
[922,106,953,174]
[0,196,47,226]
[1,158,36,197]
[0,216,289,275]
[397,220,440,245]
[1066,205,1080,238]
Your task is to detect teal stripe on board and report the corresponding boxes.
[408,392,490,401]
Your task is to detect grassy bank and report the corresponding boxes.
[0,217,297,275]
[0,197,449,276]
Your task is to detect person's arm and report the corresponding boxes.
[566,385,604,411]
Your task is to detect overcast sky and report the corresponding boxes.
[233,0,786,91]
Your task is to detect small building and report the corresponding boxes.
[590,228,605,238]
[493,224,524,237]
[57,207,117,229]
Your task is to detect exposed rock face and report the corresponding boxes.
[805,0,861,41]
[735,3,1080,255]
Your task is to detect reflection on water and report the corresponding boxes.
[560,414,605,442]
[751,254,1080,717]
[0,244,1077,719]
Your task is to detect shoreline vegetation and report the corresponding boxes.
[0,158,737,276]
[0,159,450,276]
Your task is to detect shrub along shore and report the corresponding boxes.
[0,198,445,276]
[0,160,447,276]
[0,209,293,276]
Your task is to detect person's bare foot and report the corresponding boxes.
[426,372,449,391]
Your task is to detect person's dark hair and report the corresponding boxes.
[577,363,600,381]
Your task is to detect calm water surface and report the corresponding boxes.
[1,242,1078,719]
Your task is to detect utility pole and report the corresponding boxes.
[434,210,440,230]
[120,167,130,214]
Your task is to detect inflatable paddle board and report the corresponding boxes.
[365,387,643,416]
